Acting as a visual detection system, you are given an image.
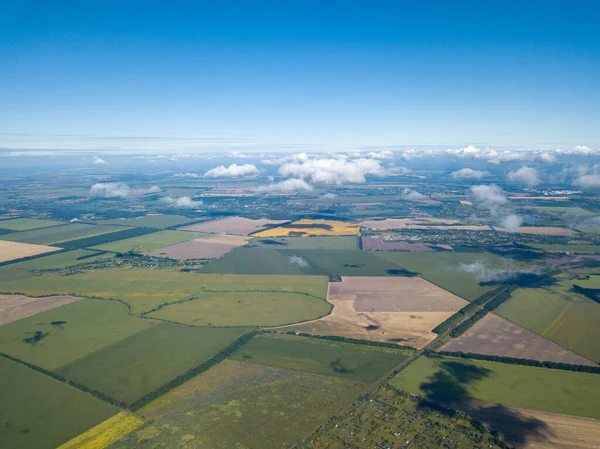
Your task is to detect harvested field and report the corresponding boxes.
[461,404,600,449]
[440,313,596,366]
[493,226,577,236]
[362,236,453,251]
[179,216,287,235]
[147,234,249,259]
[359,217,461,229]
[0,294,83,326]
[280,276,468,348]
[253,219,360,237]
[0,240,60,262]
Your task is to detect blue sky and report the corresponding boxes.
[1,1,599,152]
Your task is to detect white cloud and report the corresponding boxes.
[92,156,107,165]
[469,184,508,208]
[322,193,338,199]
[256,178,313,193]
[149,185,161,193]
[174,172,200,178]
[573,174,600,189]
[288,255,309,268]
[450,168,490,179]
[204,163,259,178]
[500,214,523,231]
[366,150,394,160]
[161,196,202,208]
[507,166,540,187]
[279,158,385,185]
[400,188,426,201]
[90,182,129,198]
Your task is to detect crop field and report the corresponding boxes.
[440,313,596,366]
[495,281,600,362]
[0,249,113,282]
[282,276,467,348]
[253,219,360,237]
[202,248,405,276]
[98,214,195,228]
[147,234,249,259]
[0,217,65,231]
[56,411,143,449]
[527,243,600,253]
[300,384,504,449]
[0,223,123,245]
[492,226,577,236]
[359,217,461,229]
[0,356,118,449]
[0,299,156,370]
[247,236,359,250]
[111,360,364,449]
[0,294,83,326]
[0,240,60,262]
[148,291,330,326]
[90,230,200,253]
[179,216,288,235]
[56,324,249,404]
[230,333,410,383]
[375,251,517,301]
[513,205,596,216]
[390,354,600,419]
[0,268,329,316]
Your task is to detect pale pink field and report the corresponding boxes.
[179,217,287,235]
[0,294,83,325]
[492,226,577,236]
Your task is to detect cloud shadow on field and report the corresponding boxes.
[417,359,553,447]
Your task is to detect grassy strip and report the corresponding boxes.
[54,227,157,250]
[267,330,417,351]
[129,331,257,411]
[434,350,600,374]
[0,352,127,408]
[449,308,489,338]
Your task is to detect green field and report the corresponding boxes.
[56,324,248,404]
[202,248,403,276]
[0,223,123,245]
[0,218,65,231]
[0,268,329,316]
[111,360,365,449]
[148,291,330,327]
[0,249,113,282]
[90,230,200,253]
[390,354,600,419]
[513,206,596,216]
[495,280,600,362]
[375,251,524,300]
[0,299,156,370]
[98,214,195,228]
[247,236,359,250]
[230,334,410,383]
[527,243,600,253]
[0,356,118,449]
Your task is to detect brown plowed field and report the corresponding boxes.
[0,294,83,325]
[280,276,468,348]
[0,240,60,262]
[147,235,249,259]
[178,217,287,235]
[440,313,597,366]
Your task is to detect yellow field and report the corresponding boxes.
[57,412,143,449]
[0,239,60,262]
[253,219,360,237]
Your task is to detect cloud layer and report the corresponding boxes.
[450,168,490,179]
[204,163,259,178]
[90,183,129,198]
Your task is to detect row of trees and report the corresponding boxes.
[271,330,417,351]
[55,226,156,250]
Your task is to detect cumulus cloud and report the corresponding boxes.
[204,163,259,178]
[92,156,107,165]
[148,185,161,193]
[90,182,129,198]
[450,168,490,179]
[458,261,540,283]
[400,189,427,201]
[288,255,309,268]
[398,145,559,164]
[366,150,394,160]
[573,174,600,189]
[161,196,202,208]
[507,166,540,187]
[469,184,508,208]
[279,158,385,185]
[322,193,338,199]
[500,214,523,231]
[174,172,200,178]
[256,178,313,193]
